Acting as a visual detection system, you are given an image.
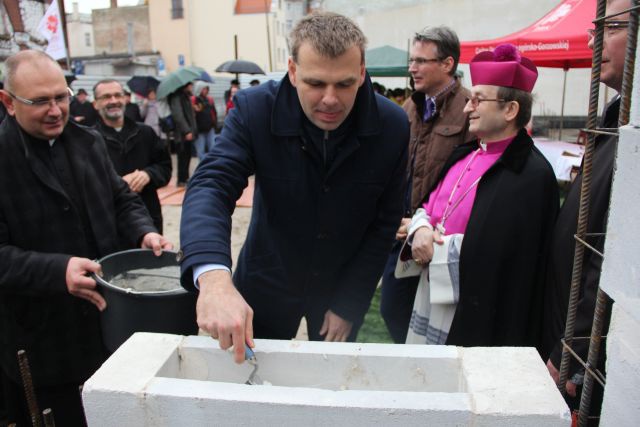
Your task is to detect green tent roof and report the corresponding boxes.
[365,45,409,77]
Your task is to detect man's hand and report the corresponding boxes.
[318,310,353,342]
[66,257,106,311]
[196,270,254,363]
[395,217,411,241]
[122,169,151,193]
[140,232,173,256]
[546,359,578,397]
[411,226,443,264]
[185,132,194,141]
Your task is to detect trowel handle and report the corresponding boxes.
[244,344,255,361]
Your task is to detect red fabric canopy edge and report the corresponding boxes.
[460,0,596,69]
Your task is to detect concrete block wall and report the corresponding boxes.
[599,33,640,426]
[83,333,570,426]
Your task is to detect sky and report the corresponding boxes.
[63,0,141,14]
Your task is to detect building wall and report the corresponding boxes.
[0,0,47,61]
[92,5,151,55]
[66,10,95,58]
[147,0,192,72]
[148,0,301,76]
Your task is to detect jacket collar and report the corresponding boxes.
[5,117,97,199]
[95,116,139,140]
[450,128,533,172]
[271,72,381,138]
[410,77,462,120]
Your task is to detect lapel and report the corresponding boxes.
[61,123,94,201]
[11,118,69,200]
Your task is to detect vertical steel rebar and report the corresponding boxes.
[557,0,607,394]
[578,289,608,427]
[17,350,42,427]
[577,2,638,425]
[42,408,56,427]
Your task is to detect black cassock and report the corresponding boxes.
[426,129,559,348]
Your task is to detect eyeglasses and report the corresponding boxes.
[95,92,125,101]
[587,20,629,39]
[465,96,506,108]
[408,57,441,66]
[8,87,74,108]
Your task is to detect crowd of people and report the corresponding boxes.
[0,0,632,424]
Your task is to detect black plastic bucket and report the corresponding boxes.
[93,249,198,353]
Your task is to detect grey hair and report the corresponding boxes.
[93,79,122,97]
[413,26,461,75]
[288,11,367,64]
[3,50,61,92]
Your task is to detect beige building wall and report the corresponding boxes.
[93,5,152,55]
[149,0,291,75]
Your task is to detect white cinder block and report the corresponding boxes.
[83,333,570,426]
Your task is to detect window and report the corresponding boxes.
[85,33,91,47]
[171,0,184,19]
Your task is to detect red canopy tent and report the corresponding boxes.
[459,0,598,139]
[460,0,595,69]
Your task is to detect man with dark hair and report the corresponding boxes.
[380,26,473,343]
[180,12,408,362]
[542,0,631,417]
[169,82,197,186]
[0,50,171,425]
[123,90,143,123]
[405,44,558,347]
[93,79,172,234]
[224,79,240,103]
[69,87,98,126]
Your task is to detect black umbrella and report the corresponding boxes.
[127,75,161,97]
[215,60,265,75]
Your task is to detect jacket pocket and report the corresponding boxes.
[433,124,464,137]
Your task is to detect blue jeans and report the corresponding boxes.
[195,128,217,160]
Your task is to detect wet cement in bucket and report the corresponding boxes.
[108,266,181,293]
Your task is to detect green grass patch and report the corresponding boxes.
[357,286,393,344]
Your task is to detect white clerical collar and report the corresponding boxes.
[49,139,55,147]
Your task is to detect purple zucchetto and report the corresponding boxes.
[470,44,538,93]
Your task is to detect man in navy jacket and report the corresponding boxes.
[180,12,409,362]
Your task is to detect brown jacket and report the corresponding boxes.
[403,78,473,212]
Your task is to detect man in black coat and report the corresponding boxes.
[93,79,172,234]
[542,0,630,417]
[69,88,98,126]
[169,83,197,186]
[0,50,172,425]
[408,44,559,348]
[180,12,409,363]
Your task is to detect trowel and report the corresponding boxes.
[244,345,264,385]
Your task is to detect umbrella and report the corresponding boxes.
[127,75,160,97]
[156,67,202,99]
[215,60,265,75]
[185,66,214,83]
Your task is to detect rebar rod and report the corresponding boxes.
[578,289,609,427]
[560,337,607,387]
[42,408,56,427]
[17,350,42,427]
[558,0,607,395]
